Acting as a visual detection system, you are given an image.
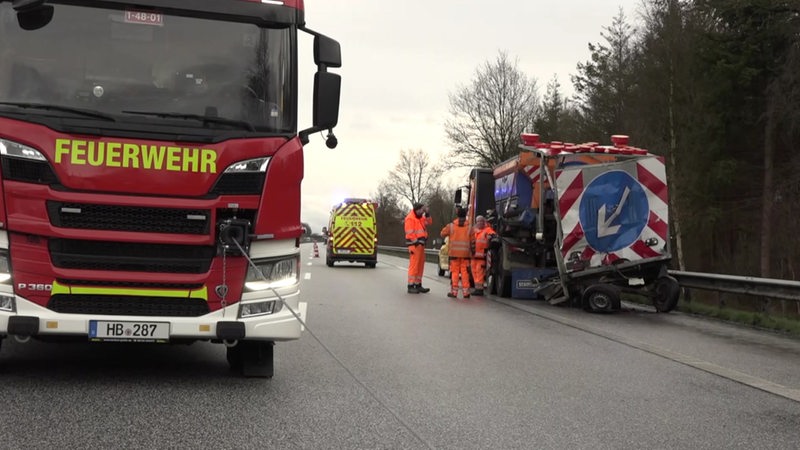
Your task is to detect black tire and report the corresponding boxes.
[497,271,512,298]
[487,272,497,295]
[492,246,512,298]
[236,340,274,378]
[226,343,243,371]
[582,284,621,313]
[326,257,334,267]
[486,249,499,295]
[366,262,377,268]
[652,275,680,313]
[438,268,445,277]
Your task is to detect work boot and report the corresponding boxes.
[472,289,484,296]
[447,291,457,298]
[407,284,419,294]
[462,290,470,299]
[416,284,430,293]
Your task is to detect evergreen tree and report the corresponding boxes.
[572,8,637,141]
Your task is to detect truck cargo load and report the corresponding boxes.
[455,134,680,313]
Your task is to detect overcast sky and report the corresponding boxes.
[297,0,643,233]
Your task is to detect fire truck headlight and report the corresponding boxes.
[244,256,299,291]
[0,253,11,283]
[224,157,270,173]
[0,139,47,161]
[211,157,270,195]
[239,300,283,318]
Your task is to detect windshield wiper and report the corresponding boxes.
[0,102,116,121]
[122,111,256,132]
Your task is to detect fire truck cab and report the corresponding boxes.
[0,0,341,377]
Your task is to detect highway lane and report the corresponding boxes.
[0,242,798,449]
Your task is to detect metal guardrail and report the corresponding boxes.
[378,245,439,263]
[669,271,800,302]
[377,246,800,302]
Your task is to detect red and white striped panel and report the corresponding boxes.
[557,157,669,270]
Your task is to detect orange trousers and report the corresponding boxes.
[471,257,487,286]
[449,257,470,292]
[407,245,425,284]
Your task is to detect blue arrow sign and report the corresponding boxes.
[578,170,649,253]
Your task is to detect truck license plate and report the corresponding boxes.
[337,249,351,254]
[89,321,169,343]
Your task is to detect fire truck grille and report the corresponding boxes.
[57,279,204,290]
[48,295,210,317]
[46,201,210,234]
[49,239,215,274]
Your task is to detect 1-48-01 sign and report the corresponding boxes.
[124,10,164,26]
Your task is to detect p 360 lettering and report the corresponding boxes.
[17,283,52,291]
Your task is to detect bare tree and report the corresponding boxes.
[383,148,444,207]
[445,51,540,168]
[372,181,406,246]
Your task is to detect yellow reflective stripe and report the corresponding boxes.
[51,280,208,300]
[51,281,70,296]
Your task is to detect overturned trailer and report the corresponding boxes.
[457,134,680,313]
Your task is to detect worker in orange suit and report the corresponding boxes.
[441,207,472,299]
[404,202,432,294]
[470,215,496,296]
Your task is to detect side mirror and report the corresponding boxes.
[313,71,340,130]
[300,30,342,146]
[454,189,462,205]
[314,34,341,68]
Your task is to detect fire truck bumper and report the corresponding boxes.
[0,291,307,342]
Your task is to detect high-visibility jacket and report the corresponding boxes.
[440,218,472,258]
[472,226,496,258]
[404,210,431,246]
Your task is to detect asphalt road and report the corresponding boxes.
[1,243,799,449]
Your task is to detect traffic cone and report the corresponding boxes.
[313,242,319,258]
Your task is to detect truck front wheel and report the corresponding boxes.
[227,341,274,378]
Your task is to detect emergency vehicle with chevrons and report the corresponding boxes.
[455,133,680,313]
[0,0,342,376]
[325,198,378,268]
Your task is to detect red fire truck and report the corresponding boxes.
[0,0,341,377]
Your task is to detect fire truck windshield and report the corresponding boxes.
[0,3,294,133]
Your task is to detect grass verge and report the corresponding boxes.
[676,301,800,337]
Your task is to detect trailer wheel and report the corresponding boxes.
[583,284,621,313]
[652,276,680,313]
[438,268,445,277]
[365,262,377,268]
[326,256,334,267]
